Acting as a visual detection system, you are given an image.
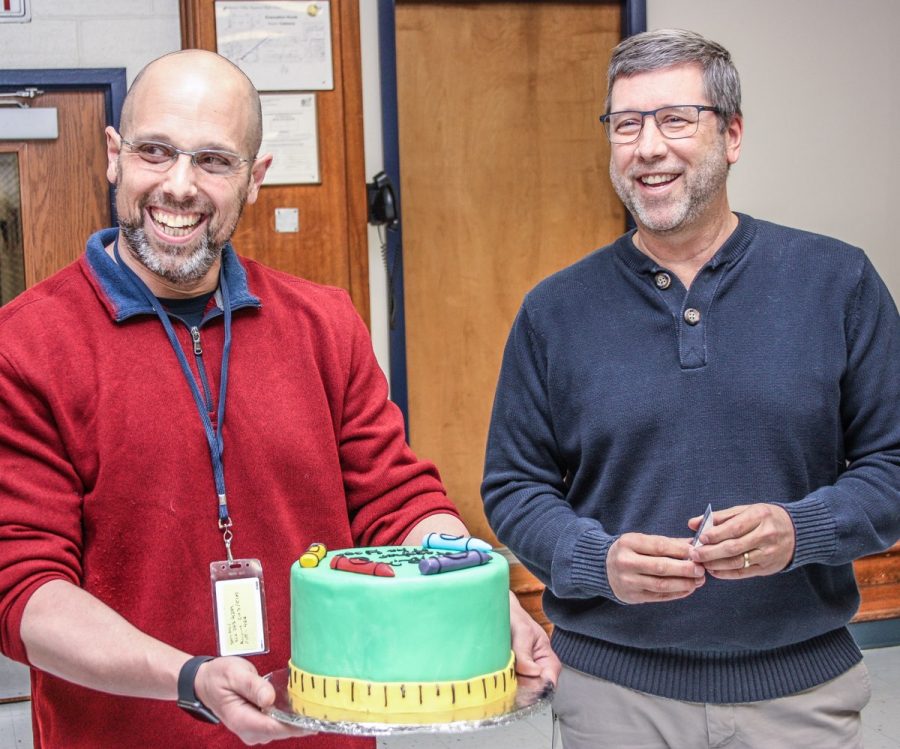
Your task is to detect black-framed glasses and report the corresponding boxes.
[599,105,721,144]
[118,134,253,175]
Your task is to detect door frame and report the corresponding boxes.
[375,0,646,430]
[0,68,127,222]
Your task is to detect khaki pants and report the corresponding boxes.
[553,661,871,749]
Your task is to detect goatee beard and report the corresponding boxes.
[119,222,222,286]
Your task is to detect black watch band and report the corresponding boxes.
[177,655,220,724]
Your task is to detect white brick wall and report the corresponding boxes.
[0,0,181,85]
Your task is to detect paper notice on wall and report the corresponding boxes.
[259,93,320,185]
[215,1,333,91]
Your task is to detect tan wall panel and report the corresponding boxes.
[397,2,625,540]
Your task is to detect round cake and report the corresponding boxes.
[288,544,516,720]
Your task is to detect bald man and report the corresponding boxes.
[0,50,557,749]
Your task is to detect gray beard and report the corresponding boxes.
[610,141,730,235]
[119,222,222,286]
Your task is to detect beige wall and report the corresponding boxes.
[647,0,899,299]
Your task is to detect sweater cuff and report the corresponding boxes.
[777,494,837,570]
[572,527,618,599]
[551,520,618,600]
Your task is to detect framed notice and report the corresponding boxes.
[259,93,320,185]
[214,1,334,91]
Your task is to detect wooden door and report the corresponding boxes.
[0,89,109,296]
[395,2,625,543]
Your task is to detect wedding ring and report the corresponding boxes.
[742,551,751,569]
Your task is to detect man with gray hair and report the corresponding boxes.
[483,28,899,748]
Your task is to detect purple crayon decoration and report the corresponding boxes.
[419,550,491,575]
[331,554,395,577]
[421,532,493,553]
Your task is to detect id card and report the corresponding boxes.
[691,504,714,547]
[210,559,269,656]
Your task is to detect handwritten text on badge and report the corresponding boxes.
[214,577,265,656]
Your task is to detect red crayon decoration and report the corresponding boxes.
[330,554,395,577]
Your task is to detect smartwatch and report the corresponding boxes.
[176,655,220,724]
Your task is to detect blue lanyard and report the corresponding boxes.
[114,238,236,556]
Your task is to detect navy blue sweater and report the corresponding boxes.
[482,214,900,702]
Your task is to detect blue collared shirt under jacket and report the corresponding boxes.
[482,213,900,703]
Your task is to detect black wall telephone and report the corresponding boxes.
[366,171,399,230]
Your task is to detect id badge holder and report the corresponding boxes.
[210,559,270,657]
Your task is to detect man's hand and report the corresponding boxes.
[688,503,795,578]
[607,533,706,603]
[22,582,314,746]
[508,592,560,687]
[194,657,314,745]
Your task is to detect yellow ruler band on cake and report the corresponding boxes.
[287,651,517,715]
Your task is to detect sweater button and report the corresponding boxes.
[683,308,701,325]
[654,272,672,289]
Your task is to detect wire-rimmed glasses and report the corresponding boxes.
[118,133,253,176]
[599,105,721,144]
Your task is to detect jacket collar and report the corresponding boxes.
[83,228,261,322]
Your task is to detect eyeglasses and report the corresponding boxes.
[118,134,252,176]
[599,105,721,144]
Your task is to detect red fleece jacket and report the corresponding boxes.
[0,230,459,749]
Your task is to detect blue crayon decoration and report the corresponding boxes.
[421,532,493,553]
[419,550,491,575]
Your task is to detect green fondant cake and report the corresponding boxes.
[288,545,516,717]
